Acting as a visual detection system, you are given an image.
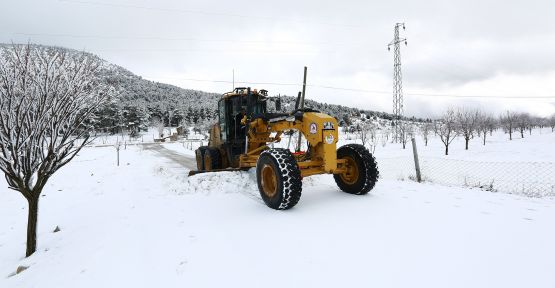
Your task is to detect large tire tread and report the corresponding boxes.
[256,148,302,210]
[334,144,379,195]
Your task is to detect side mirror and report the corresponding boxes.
[275,97,282,111]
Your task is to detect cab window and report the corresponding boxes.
[218,100,227,142]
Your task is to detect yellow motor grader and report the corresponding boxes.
[190,87,379,209]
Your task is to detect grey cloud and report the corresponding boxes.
[1,0,555,117]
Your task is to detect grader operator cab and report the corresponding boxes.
[191,87,379,210]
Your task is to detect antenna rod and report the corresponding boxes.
[232,69,235,90]
[300,66,307,109]
[296,66,308,152]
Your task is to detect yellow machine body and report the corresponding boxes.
[237,112,347,177]
[192,87,379,210]
[197,87,348,177]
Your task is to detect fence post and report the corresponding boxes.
[115,143,120,166]
[411,138,422,182]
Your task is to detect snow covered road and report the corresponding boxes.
[143,143,197,170]
[1,145,555,288]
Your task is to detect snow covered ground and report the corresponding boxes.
[365,126,555,162]
[1,135,555,288]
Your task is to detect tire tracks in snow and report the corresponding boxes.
[142,143,197,170]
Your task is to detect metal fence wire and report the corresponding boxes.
[377,156,555,198]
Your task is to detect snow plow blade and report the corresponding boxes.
[188,168,244,176]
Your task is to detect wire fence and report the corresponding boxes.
[377,156,555,197]
[180,139,205,150]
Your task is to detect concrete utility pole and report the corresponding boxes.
[388,23,407,142]
[411,138,421,182]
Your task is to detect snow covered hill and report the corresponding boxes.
[1,135,555,288]
[0,44,404,131]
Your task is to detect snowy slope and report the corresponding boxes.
[1,144,555,288]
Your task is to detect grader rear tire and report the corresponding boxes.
[203,147,221,171]
[195,146,208,171]
[334,144,379,195]
[256,148,302,210]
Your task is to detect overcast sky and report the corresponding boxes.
[2,0,555,117]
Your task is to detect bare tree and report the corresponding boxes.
[398,121,413,149]
[151,117,165,138]
[357,122,368,146]
[550,114,555,132]
[420,122,432,146]
[516,113,530,138]
[528,116,539,135]
[500,110,518,140]
[477,113,495,145]
[535,117,547,134]
[486,115,497,136]
[367,122,378,153]
[434,108,458,155]
[0,45,108,256]
[358,120,376,150]
[380,128,389,148]
[456,108,479,150]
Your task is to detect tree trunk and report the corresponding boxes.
[483,134,486,145]
[26,196,39,257]
[465,137,469,150]
[445,144,449,155]
[425,138,428,146]
[509,131,512,140]
[520,129,524,138]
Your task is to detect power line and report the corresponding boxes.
[146,76,555,99]
[148,77,299,86]
[407,93,555,99]
[57,0,361,28]
[3,34,339,54]
[83,47,326,54]
[13,32,363,46]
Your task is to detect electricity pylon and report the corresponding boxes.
[388,23,407,142]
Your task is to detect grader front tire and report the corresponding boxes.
[334,144,379,195]
[256,149,302,210]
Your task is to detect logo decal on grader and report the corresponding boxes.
[309,123,317,134]
[190,87,379,210]
[325,134,335,144]
[323,121,334,130]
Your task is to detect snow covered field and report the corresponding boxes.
[345,128,555,197]
[1,133,555,288]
